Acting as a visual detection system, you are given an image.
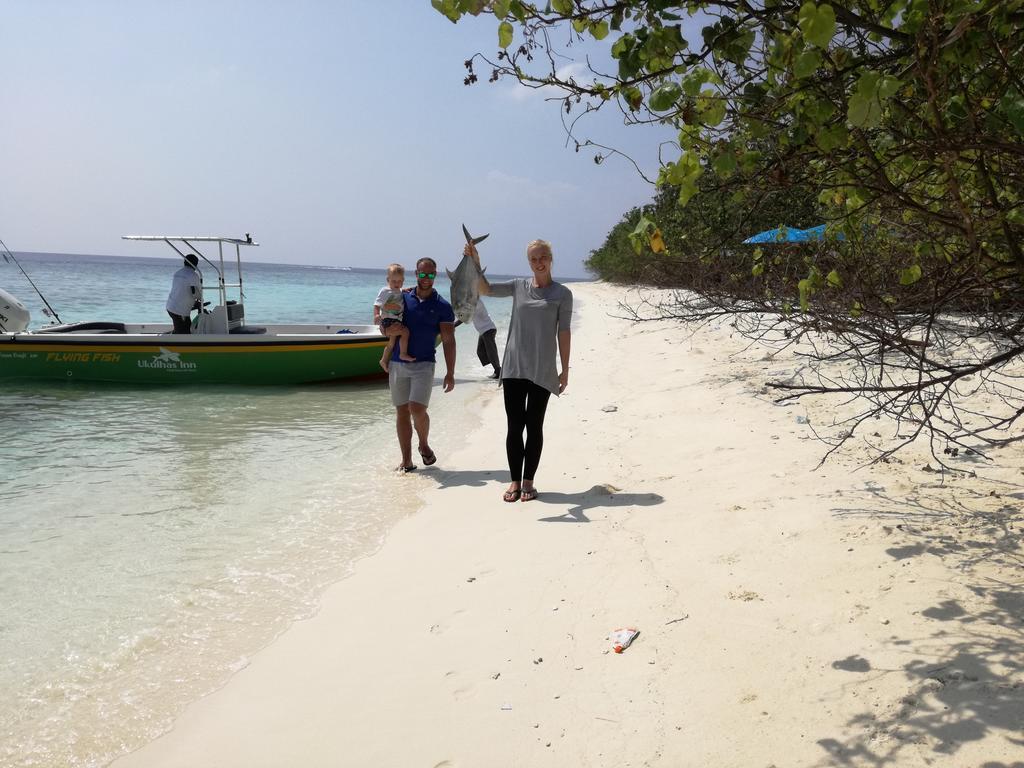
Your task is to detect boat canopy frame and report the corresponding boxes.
[122,234,259,311]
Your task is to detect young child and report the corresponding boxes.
[374,263,416,372]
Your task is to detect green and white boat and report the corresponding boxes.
[0,235,389,385]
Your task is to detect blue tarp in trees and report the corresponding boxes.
[742,224,844,244]
[742,226,802,243]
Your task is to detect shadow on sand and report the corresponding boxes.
[427,468,505,489]
[814,480,1024,766]
[427,471,663,523]
[532,485,664,523]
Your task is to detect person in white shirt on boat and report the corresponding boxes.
[166,254,202,334]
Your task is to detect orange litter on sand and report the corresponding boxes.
[608,627,640,653]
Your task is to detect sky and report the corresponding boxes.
[1,1,679,277]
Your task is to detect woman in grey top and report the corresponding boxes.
[465,238,572,502]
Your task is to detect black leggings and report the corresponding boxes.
[502,378,552,483]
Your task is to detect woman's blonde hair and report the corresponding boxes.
[526,239,553,259]
[386,263,405,276]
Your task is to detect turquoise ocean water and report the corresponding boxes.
[0,252,513,768]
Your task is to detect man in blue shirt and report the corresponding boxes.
[389,257,456,472]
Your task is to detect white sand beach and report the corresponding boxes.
[112,282,1024,767]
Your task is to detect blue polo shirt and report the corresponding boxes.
[394,288,455,363]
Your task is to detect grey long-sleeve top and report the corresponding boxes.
[488,278,573,395]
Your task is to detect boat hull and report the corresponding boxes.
[0,331,391,385]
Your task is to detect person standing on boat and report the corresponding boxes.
[390,257,456,473]
[165,253,202,334]
[464,238,572,503]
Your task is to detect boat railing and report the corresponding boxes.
[123,234,258,333]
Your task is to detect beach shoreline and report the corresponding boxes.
[111,281,1024,768]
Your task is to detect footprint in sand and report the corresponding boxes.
[728,590,763,602]
[464,567,496,584]
[443,670,475,701]
[429,608,467,635]
[847,603,870,622]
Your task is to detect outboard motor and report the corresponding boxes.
[0,288,31,333]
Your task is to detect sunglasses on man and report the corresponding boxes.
[417,271,437,279]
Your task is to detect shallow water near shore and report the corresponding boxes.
[0,252,511,767]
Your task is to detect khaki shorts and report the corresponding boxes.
[389,361,435,407]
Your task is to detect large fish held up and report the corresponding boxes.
[447,224,489,325]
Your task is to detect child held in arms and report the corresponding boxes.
[374,263,416,372]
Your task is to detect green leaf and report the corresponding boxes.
[877,75,901,100]
[631,215,655,237]
[492,0,511,17]
[678,180,701,206]
[698,95,726,126]
[713,150,737,178]
[431,0,461,22]
[947,95,968,122]
[806,266,823,290]
[628,215,655,255]
[677,124,701,150]
[815,124,848,152]
[798,278,812,310]
[899,264,922,285]
[498,20,514,48]
[826,269,842,288]
[572,17,587,33]
[664,152,704,207]
[752,262,765,277]
[803,97,836,124]
[610,34,632,59]
[591,20,610,40]
[551,0,573,15]
[793,49,821,79]
[848,71,882,128]
[649,82,682,112]
[738,150,763,174]
[622,86,643,111]
[1000,89,1024,134]
[681,68,720,97]
[613,35,641,79]
[846,187,867,210]
[799,2,836,49]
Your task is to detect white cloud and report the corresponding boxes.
[501,61,601,104]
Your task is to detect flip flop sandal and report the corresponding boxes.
[396,464,417,473]
[520,488,538,502]
[418,448,437,466]
[503,488,522,503]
